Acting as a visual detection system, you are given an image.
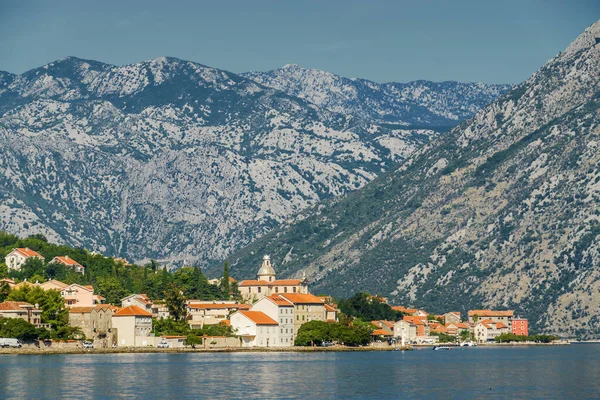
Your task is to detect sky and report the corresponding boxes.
[0,0,598,84]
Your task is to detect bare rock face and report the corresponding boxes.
[242,65,510,127]
[0,56,503,265]
[229,21,600,338]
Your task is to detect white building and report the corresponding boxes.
[474,319,510,343]
[250,295,294,347]
[5,248,44,271]
[230,310,279,347]
[112,305,154,347]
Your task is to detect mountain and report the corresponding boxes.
[242,65,511,128]
[0,56,459,265]
[227,21,600,337]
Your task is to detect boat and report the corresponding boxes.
[461,341,477,347]
[432,346,451,350]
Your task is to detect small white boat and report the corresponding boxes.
[432,346,452,350]
[461,341,477,347]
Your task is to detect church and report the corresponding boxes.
[239,255,309,303]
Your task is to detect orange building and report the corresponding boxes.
[512,318,528,336]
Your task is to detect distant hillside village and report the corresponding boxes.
[0,237,547,349]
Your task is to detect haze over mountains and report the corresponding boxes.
[243,64,510,127]
[0,56,506,265]
[228,21,600,337]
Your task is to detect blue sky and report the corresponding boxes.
[0,0,598,84]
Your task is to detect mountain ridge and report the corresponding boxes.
[227,20,600,337]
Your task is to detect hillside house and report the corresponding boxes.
[5,248,44,271]
[0,301,43,327]
[49,256,85,274]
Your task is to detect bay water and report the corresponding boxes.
[0,344,598,399]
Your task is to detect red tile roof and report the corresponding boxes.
[69,307,94,313]
[266,295,294,306]
[113,305,152,317]
[468,310,514,317]
[371,329,393,336]
[13,248,44,258]
[187,303,244,310]
[239,279,303,287]
[280,293,325,304]
[239,311,278,325]
[0,301,37,311]
[53,256,82,267]
[324,304,337,312]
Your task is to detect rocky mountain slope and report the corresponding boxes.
[228,21,600,337]
[0,56,508,266]
[243,65,510,127]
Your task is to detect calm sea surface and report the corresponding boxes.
[0,345,599,399]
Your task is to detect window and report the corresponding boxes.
[302,315,305,321]
[297,315,299,321]
[293,287,296,293]
[258,287,261,293]
[275,287,278,293]
[284,287,287,293]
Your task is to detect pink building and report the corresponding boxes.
[60,284,95,308]
[512,318,529,336]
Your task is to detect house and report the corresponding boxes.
[250,295,295,347]
[512,318,529,336]
[49,256,85,274]
[468,310,514,329]
[186,301,250,329]
[5,248,44,271]
[208,276,238,286]
[445,322,470,336]
[279,293,326,336]
[60,284,95,308]
[238,255,308,303]
[121,294,154,314]
[371,329,394,340]
[444,312,461,324]
[391,306,418,315]
[40,279,69,291]
[394,319,418,342]
[403,316,430,338]
[151,300,170,320]
[111,306,153,347]
[230,310,279,347]
[68,304,119,347]
[0,301,43,327]
[474,319,510,343]
[324,304,339,322]
[0,278,15,289]
[371,320,395,335]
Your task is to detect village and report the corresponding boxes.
[1,248,532,350]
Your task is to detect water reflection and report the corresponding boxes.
[0,345,598,399]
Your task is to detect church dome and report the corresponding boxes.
[257,255,276,280]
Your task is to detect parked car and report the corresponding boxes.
[157,340,170,348]
[321,341,334,347]
[82,341,94,349]
[0,338,22,348]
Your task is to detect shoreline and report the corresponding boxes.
[0,342,571,356]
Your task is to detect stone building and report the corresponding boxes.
[279,293,326,337]
[68,304,119,347]
[239,255,308,303]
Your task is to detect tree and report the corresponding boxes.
[337,292,403,321]
[220,262,230,300]
[0,318,40,341]
[184,334,202,347]
[295,320,371,347]
[96,276,128,305]
[0,280,10,302]
[164,284,186,321]
[7,285,68,329]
